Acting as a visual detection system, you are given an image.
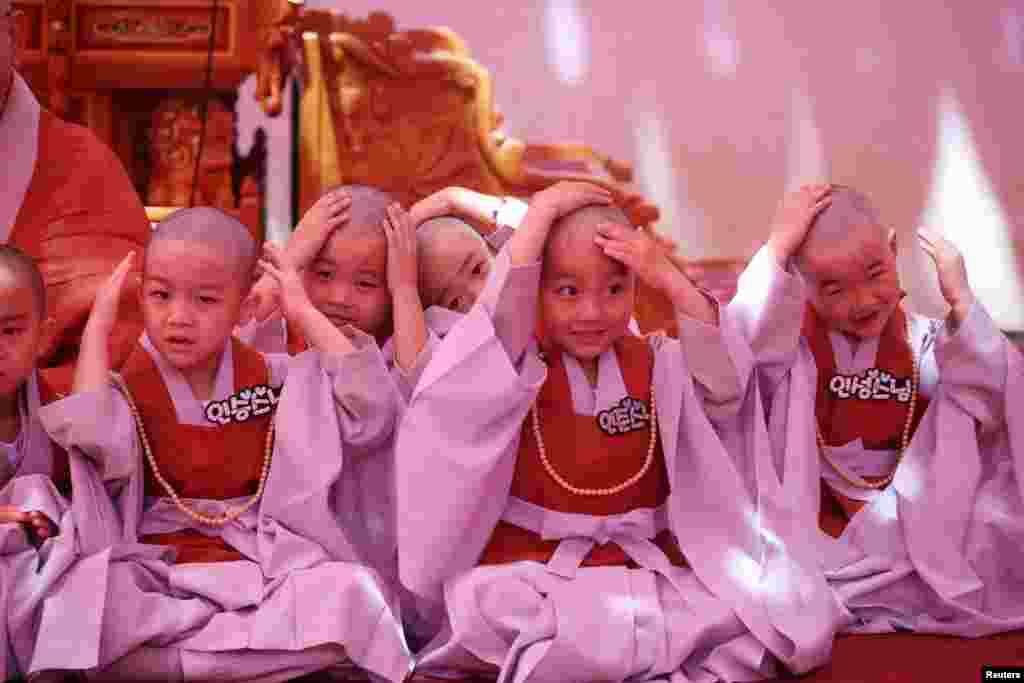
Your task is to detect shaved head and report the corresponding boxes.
[148,207,257,279]
[416,216,484,255]
[546,204,632,262]
[798,186,888,267]
[0,245,45,317]
[415,216,491,308]
[330,184,396,239]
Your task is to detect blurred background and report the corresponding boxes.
[229,1,1022,330]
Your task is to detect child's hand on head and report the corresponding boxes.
[533,181,614,221]
[768,184,832,266]
[257,243,312,324]
[407,187,461,226]
[382,204,419,296]
[87,252,135,336]
[296,187,352,238]
[918,228,975,323]
[594,223,689,296]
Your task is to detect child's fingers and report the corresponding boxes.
[3,510,31,525]
[115,251,136,275]
[327,210,351,227]
[601,243,633,266]
[257,260,283,282]
[596,223,634,241]
[810,196,832,217]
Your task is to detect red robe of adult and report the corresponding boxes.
[5,76,147,370]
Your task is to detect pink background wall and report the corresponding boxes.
[238,0,1024,329]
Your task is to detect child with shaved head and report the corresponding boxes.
[732,183,1024,638]
[396,181,846,681]
[0,246,81,681]
[31,208,412,682]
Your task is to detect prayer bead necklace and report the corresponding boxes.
[816,318,919,490]
[111,373,275,527]
[531,382,658,497]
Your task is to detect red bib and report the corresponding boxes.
[120,338,274,563]
[803,305,929,535]
[479,334,686,568]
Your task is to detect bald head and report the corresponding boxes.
[797,186,888,266]
[415,216,490,307]
[416,216,484,255]
[0,245,45,317]
[148,207,257,279]
[330,184,397,239]
[547,204,632,260]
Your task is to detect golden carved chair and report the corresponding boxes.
[251,5,753,334]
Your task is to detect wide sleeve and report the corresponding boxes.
[397,301,548,603]
[725,244,807,400]
[932,301,1011,432]
[36,385,139,483]
[672,296,754,425]
[318,329,401,451]
[389,327,442,403]
[475,248,542,367]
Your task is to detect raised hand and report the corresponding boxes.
[532,181,614,221]
[407,187,461,226]
[383,203,418,296]
[257,242,312,324]
[768,183,832,265]
[918,227,975,323]
[88,252,135,337]
[243,270,282,324]
[594,223,687,296]
[240,188,354,325]
[296,187,352,239]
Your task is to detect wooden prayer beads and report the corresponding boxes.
[532,382,658,497]
[111,372,275,527]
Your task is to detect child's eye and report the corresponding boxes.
[557,286,577,297]
[199,296,219,304]
[357,281,378,289]
[825,288,841,298]
[472,263,483,276]
[315,270,333,282]
[2,327,21,336]
[610,283,624,295]
[149,290,169,300]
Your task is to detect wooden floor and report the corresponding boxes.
[289,630,1024,683]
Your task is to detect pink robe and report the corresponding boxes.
[729,244,1024,637]
[395,250,848,682]
[34,333,413,682]
[0,370,118,681]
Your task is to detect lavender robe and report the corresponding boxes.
[395,250,848,682]
[729,244,1024,637]
[0,370,120,680]
[34,333,413,682]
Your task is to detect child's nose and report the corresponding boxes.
[577,296,602,319]
[167,301,195,324]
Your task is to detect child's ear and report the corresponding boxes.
[888,227,898,255]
